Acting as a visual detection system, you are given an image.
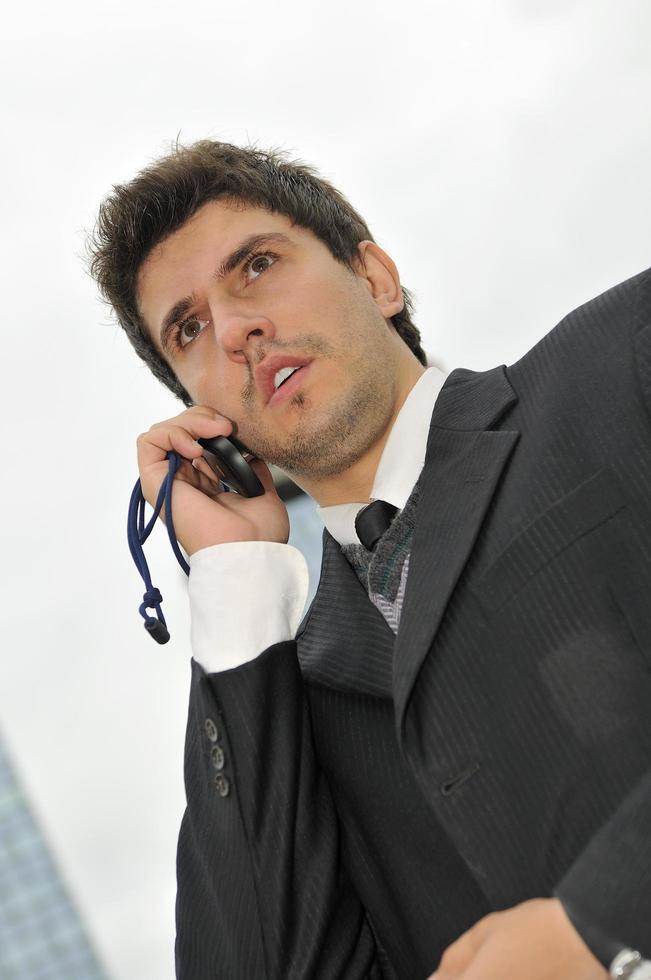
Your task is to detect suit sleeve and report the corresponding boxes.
[174,645,383,979]
[553,273,651,963]
[553,768,651,961]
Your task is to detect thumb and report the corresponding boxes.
[248,457,282,495]
[430,915,493,980]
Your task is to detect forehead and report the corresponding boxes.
[136,200,312,345]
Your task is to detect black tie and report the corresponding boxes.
[354,500,399,551]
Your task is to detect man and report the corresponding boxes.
[89,140,651,979]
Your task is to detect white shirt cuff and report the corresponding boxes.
[188,541,310,673]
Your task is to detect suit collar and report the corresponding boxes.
[424,364,519,432]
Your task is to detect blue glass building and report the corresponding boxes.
[0,737,109,980]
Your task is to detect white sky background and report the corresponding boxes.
[1,1,650,977]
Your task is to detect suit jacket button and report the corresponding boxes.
[210,745,225,770]
[214,774,230,797]
[204,718,218,742]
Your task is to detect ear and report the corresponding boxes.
[353,241,405,319]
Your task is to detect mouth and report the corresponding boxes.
[256,355,313,406]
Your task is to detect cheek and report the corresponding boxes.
[187,360,226,410]
[290,267,350,319]
[191,364,250,422]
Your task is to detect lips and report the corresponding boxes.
[267,363,311,406]
[255,355,313,405]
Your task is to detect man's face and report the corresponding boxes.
[137,198,406,483]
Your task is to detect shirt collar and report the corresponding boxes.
[315,366,449,545]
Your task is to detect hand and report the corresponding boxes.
[429,898,609,980]
[136,405,289,556]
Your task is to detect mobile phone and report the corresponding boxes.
[197,435,265,498]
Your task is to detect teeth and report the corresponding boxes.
[274,366,299,390]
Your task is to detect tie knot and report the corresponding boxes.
[354,500,399,551]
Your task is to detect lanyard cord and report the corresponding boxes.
[127,451,191,644]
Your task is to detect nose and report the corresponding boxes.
[213,312,276,363]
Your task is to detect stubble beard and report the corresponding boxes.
[241,356,397,481]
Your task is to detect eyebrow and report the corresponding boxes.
[159,232,294,355]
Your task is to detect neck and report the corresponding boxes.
[298,356,426,507]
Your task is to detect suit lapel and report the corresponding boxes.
[296,365,520,708]
[296,531,396,699]
[393,366,520,738]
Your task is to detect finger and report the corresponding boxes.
[152,456,224,513]
[147,407,227,439]
[247,457,279,495]
[192,455,227,489]
[153,405,232,428]
[183,405,233,427]
[432,940,470,978]
[137,416,231,470]
[434,916,494,979]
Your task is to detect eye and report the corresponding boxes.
[175,316,210,350]
[243,250,278,282]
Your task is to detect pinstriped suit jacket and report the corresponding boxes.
[175,267,651,978]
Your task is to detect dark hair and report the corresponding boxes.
[88,139,427,406]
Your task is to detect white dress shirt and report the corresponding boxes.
[188,366,448,673]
